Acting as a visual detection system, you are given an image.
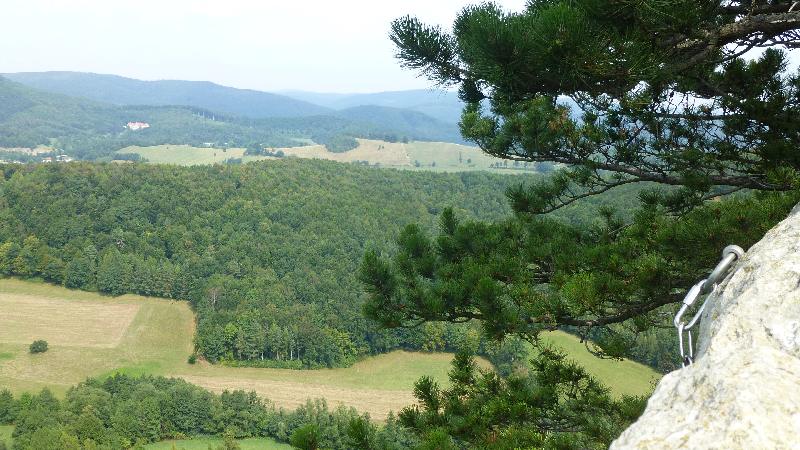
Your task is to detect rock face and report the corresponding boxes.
[611,204,800,450]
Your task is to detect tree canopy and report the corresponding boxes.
[367,0,800,341]
[390,0,800,210]
[360,1,800,447]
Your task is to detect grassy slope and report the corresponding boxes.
[117,145,246,165]
[0,279,660,419]
[404,141,532,173]
[117,140,536,173]
[144,437,291,450]
[0,279,477,419]
[0,425,12,448]
[541,331,661,397]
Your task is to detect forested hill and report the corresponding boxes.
[4,71,331,118]
[336,105,466,144]
[0,159,519,367]
[283,89,464,124]
[3,72,465,147]
[0,76,454,158]
[0,76,300,157]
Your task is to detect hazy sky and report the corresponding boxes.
[1,0,527,93]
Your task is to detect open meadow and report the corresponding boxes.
[116,139,536,173]
[0,278,659,421]
[117,145,246,165]
[143,437,292,450]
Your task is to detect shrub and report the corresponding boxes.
[290,424,320,450]
[29,340,48,354]
[187,354,197,364]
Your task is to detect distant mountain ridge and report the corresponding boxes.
[0,75,466,159]
[336,105,464,144]
[3,71,332,118]
[4,71,466,145]
[283,89,464,124]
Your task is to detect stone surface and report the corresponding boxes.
[611,203,800,450]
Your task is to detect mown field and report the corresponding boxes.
[144,437,291,449]
[115,139,533,173]
[0,278,660,421]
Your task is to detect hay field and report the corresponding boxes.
[117,145,246,165]
[0,293,139,347]
[0,279,659,421]
[0,279,194,396]
[405,141,519,172]
[117,139,536,174]
[144,437,291,450]
[0,279,472,420]
[255,139,411,166]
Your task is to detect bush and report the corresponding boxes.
[29,340,48,354]
[187,354,197,364]
[290,424,320,450]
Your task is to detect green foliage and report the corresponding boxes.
[374,0,800,445]
[397,350,647,449]
[1,375,411,450]
[0,159,518,367]
[0,390,15,424]
[28,340,48,354]
[391,1,800,209]
[362,192,799,357]
[289,424,319,450]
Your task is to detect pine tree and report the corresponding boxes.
[361,1,800,447]
[368,0,800,352]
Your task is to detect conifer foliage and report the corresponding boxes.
[361,1,800,447]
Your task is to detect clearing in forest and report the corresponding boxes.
[115,139,530,173]
[0,293,139,347]
[116,145,246,165]
[0,279,660,420]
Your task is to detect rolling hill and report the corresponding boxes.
[336,105,465,144]
[283,89,465,124]
[0,76,463,159]
[3,71,331,118]
[0,76,303,158]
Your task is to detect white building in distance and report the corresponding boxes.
[126,122,151,131]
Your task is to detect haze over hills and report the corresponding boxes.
[282,89,464,124]
[336,105,465,144]
[3,71,466,126]
[3,71,332,118]
[0,74,467,158]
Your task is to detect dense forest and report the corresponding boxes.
[0,375,416,449]
[0,160,521,367]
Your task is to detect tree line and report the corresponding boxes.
[0,374,416,450]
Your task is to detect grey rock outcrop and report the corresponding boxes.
[611,204,800,449]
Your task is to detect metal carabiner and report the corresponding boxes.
[675,280,706,367]
[701,245,745,294]
[673,280,707,328]
[674,244,745,368]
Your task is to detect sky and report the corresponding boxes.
[0,0,527,93]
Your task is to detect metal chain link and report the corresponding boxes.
[674,245,745,367]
